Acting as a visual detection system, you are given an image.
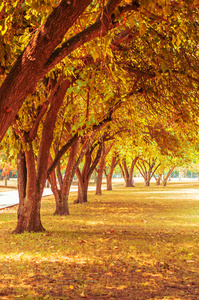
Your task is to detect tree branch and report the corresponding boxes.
[44,1,135,72]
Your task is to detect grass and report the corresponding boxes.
[0,181,199,299]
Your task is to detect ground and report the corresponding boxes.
[0,180,199,299]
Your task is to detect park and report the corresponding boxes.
[0,178,199,299]
[0,0,199,299]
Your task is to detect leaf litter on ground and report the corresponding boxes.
[0,181,199,299]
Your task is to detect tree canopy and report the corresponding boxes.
[1,0,199,233]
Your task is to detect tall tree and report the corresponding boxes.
[12,75,74,233]
[0,0,136,141]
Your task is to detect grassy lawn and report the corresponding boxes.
[0,181,199,299]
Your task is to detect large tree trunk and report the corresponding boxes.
[144,169,152,186]
[13,77,72,233]
[13,146,44,234]
[126,177,133,187]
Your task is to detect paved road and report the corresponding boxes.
[0,185,98,209]
[1,177,196,209]
[0,188,54,209]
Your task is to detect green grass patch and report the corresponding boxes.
[0,181,199,299]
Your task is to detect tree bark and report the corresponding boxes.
[154,174,162,186]
[48,157,63,215]
[76,180,89,203]
[96,156,105,195]
[144,175,151,186]
[55,138,80,215]
[0,0,135,142]
[119,157,138,187]
[75,161,90,203]
[106,175,113,190]
[13,78,72,233]
[0,0,93,142]
[75,141,103,203]
[50,135,92,211]
[95,141,113,195]
[13,145,44,234]
[162,166,175,187]
[119,161,132,187]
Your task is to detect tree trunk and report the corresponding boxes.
[156,176,161,186]
[106,175,113,191]
[119,162,133,187]
[105,153,118,191]
[144,169,152,186]
[75,180,89,203]
[78,181,89,203]
[96,157,105,195]
[162,176,167,187]
[154,174,162,186]
[54,193,69,215]
[13,146,45,234]
[49,166,67,215]
[137,159,161,187]
[50,139,80,215]
[144,178,150,186]
[161,166,175,187]
[75,141,103,203]
[75,162,90,203]
[17,150,27,204]
[125,178,133,187]
[95,168,103,195]
[119,157,138,187]
[93,170,98,183]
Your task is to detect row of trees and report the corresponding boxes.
[0,0,199,233]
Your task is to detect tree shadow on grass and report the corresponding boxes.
[0,249,199,300]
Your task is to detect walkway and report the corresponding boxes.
[0,185,98,209]
[0,189,53,209]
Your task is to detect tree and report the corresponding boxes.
[75,137,104,203]
[119,156,139,187]
[0,0,136,142]
[95,139,114,195]
[104,151,119,191]
[49,134,92,215]
[2,0,199,234]
[136,157,161,186]
[12,75,75,233]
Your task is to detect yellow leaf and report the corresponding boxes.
[139,22,147,36]
[69,285,74,290]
